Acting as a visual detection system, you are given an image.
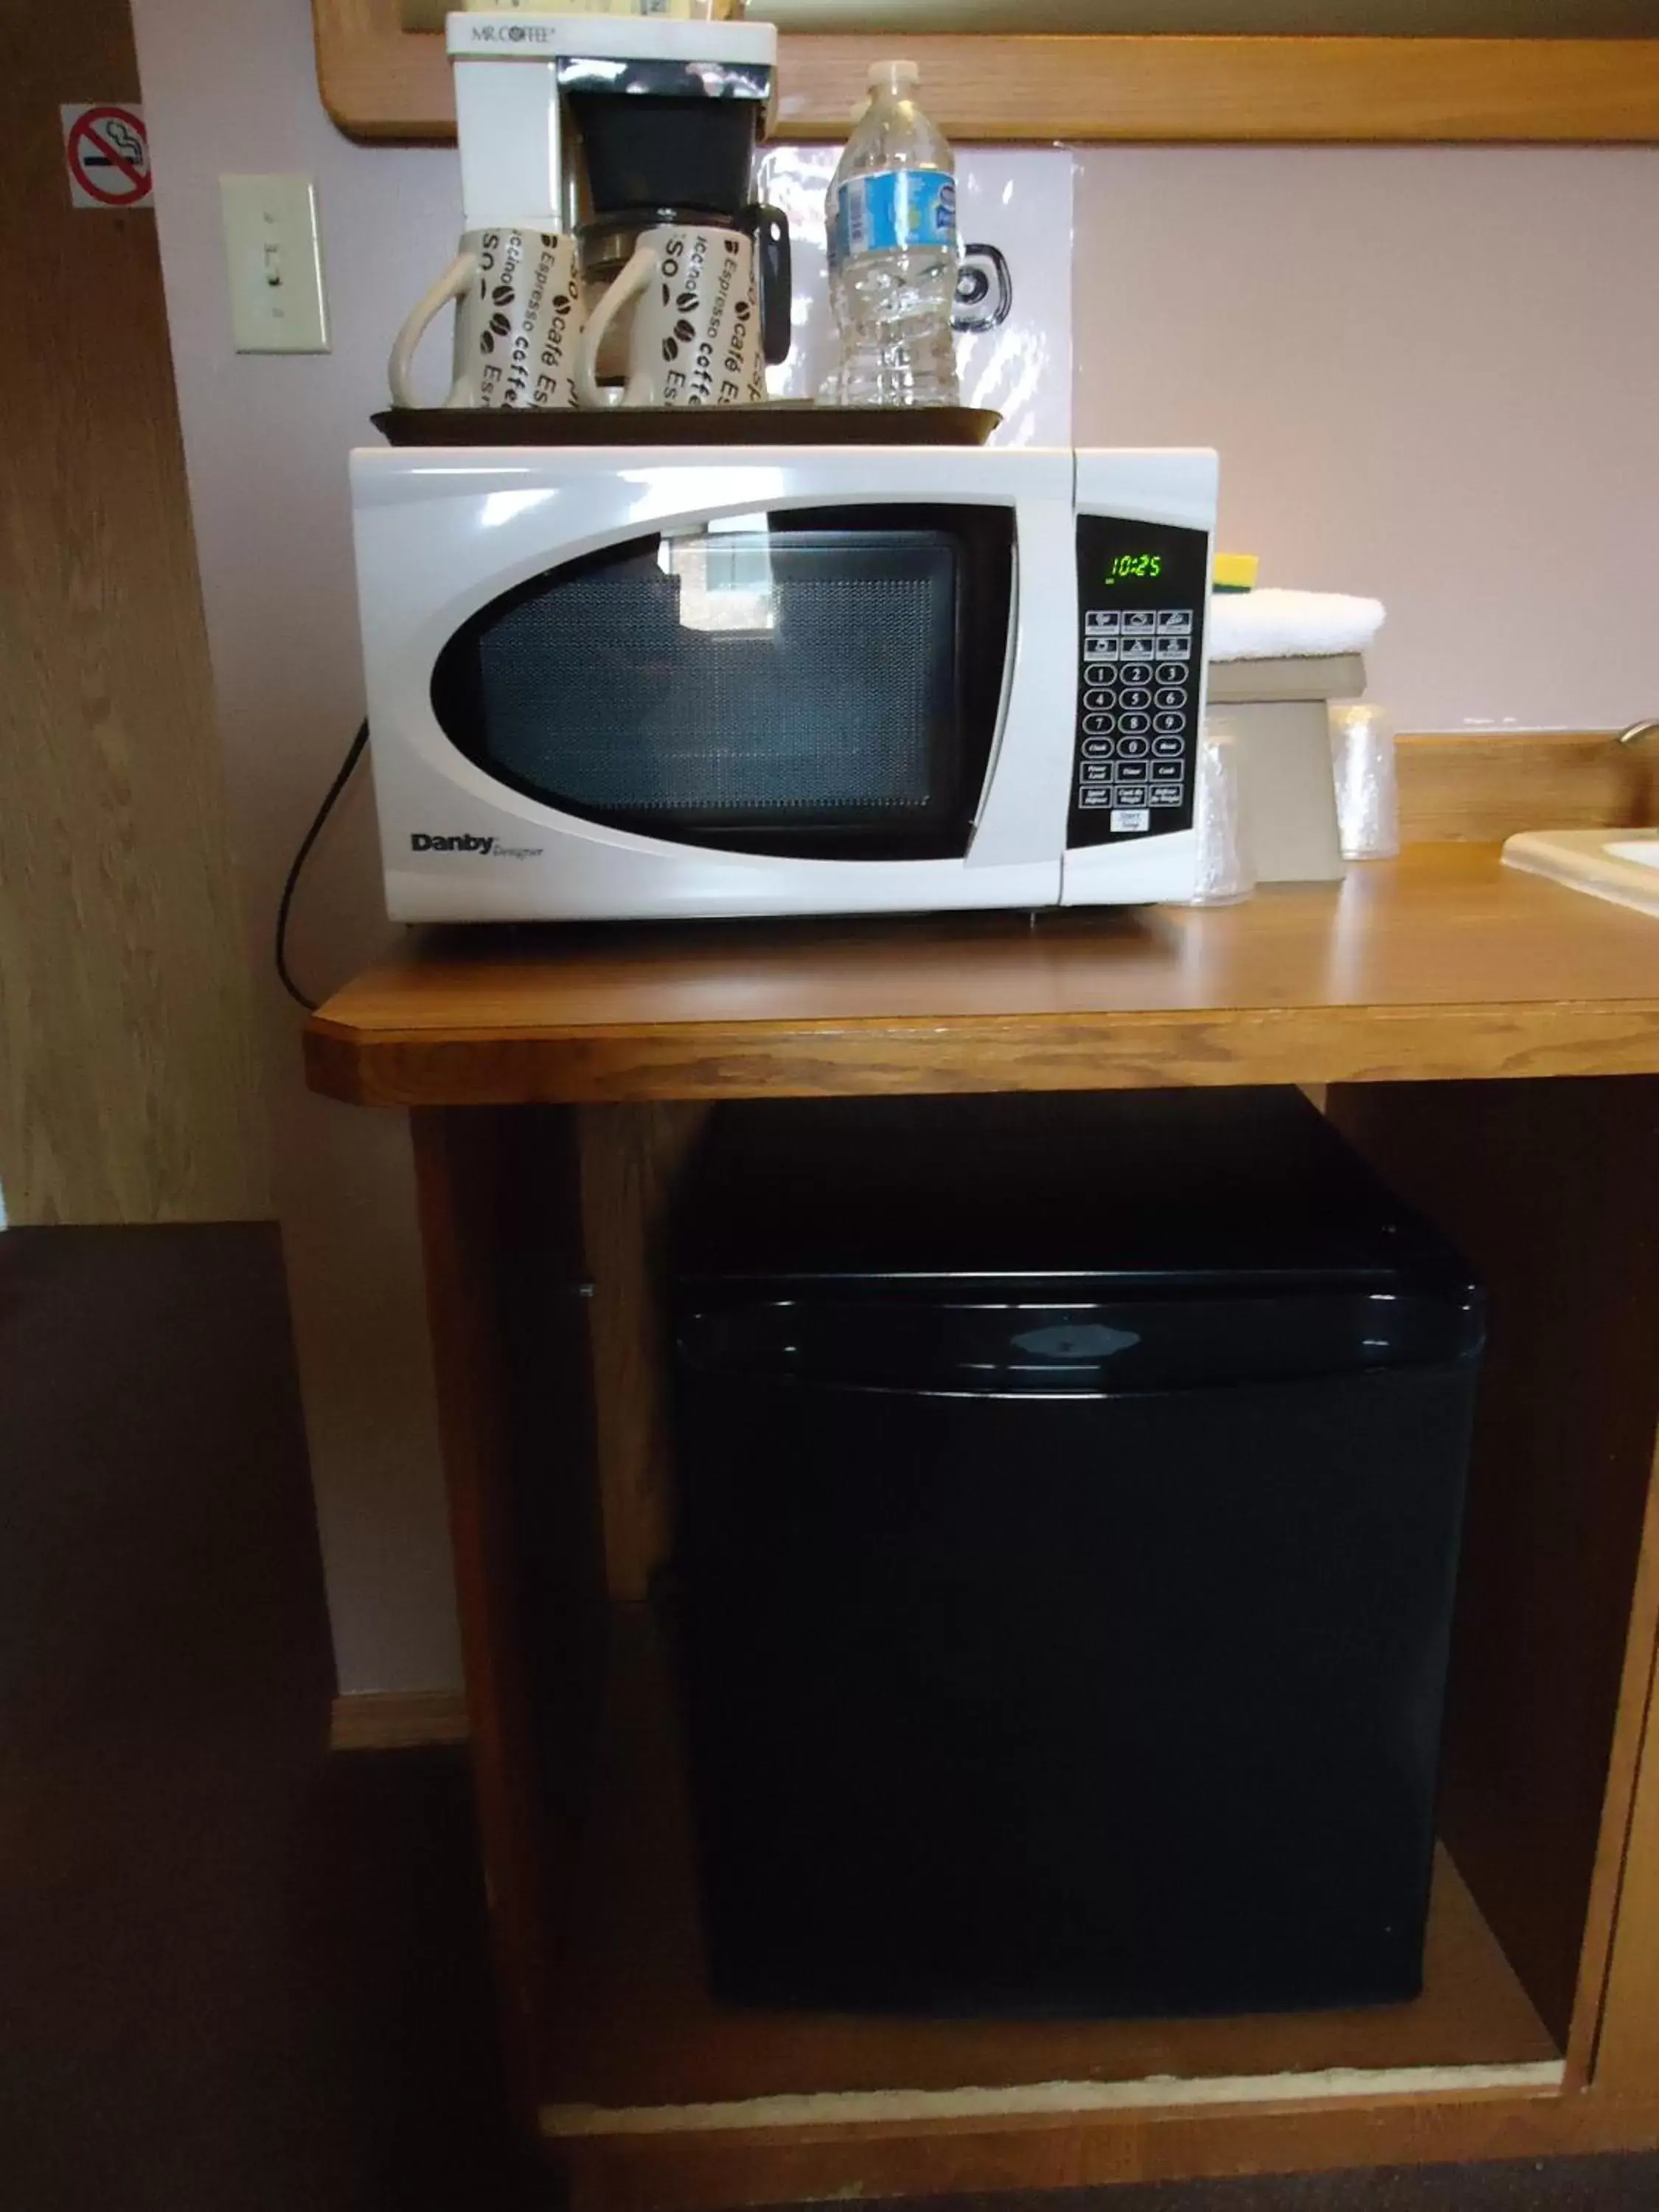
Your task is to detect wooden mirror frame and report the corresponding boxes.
[313,1,1659,143]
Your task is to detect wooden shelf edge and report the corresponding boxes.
[313,6,1659,146]
[305,998,1659,1110]
[546,2087,1659,2211]
[541,2057,1565,2142]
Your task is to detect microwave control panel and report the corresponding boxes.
[1068,515,1209,849]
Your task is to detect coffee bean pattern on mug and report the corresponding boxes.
[659,232,757,407]
[572,219,768,411]
[476,230,580,409]
[389,224,586,411]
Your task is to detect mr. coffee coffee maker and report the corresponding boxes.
[390,10,790,411]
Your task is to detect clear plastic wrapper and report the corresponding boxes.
[1329,701,1400,860]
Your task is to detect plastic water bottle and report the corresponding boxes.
[823,60,960,408]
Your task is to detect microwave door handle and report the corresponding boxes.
[968,528,1020,832]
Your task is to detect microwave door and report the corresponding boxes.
[355,444,1075,922]
[404,484,1065,919]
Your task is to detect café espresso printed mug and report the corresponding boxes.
[576,224,765,410]
[389,228,583,410]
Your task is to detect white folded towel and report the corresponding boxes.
[1209,587,1385,664]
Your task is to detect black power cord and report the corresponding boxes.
[275,719,371,1012]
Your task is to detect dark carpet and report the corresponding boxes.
[1,1222,1656,2211]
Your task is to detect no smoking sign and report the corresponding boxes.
[60,104,152,210]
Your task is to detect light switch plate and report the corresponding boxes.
[220,174,329,354]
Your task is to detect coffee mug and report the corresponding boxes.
[389,227,583,410]
[575,223,765,411]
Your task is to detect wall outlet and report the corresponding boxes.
[220,175,329,354]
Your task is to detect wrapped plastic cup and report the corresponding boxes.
[1330,701,1400,860]
[1181,716,1256,906]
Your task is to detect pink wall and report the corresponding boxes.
[1074,147,1659,733]
[131,0,467,1694]
[131,0,1659,1697]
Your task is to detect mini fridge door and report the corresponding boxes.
[673,1287,1476,2017]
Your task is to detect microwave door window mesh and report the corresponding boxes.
[470,538,938,817]
[428,513,1013,861]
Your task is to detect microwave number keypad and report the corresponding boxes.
[1068,518,1208,851]
[1079,611,1193,827]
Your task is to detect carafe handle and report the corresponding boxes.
[741,204,792,368]
[953,242,1013,336]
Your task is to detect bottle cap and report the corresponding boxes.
[868,59,920,95]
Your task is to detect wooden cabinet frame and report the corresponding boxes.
[308,790,1659,2208]
[386,1066,1659,2211]
[312,1,1659,143]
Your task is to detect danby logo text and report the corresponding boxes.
[411,832,495,854]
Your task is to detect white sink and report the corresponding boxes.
[1503,829,1659,917]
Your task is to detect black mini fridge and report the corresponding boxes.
[669,1089,1484,2019]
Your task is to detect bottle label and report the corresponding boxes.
[829,170,957,268]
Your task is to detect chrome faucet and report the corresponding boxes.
[1618,721,1659,747]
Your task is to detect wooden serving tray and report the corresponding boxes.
[372,403,1001,448]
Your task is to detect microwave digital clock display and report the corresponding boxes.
[1104,552,1163,584]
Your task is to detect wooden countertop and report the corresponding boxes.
[304,844,1659,1107]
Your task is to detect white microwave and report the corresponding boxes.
[350,443,1217,922]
